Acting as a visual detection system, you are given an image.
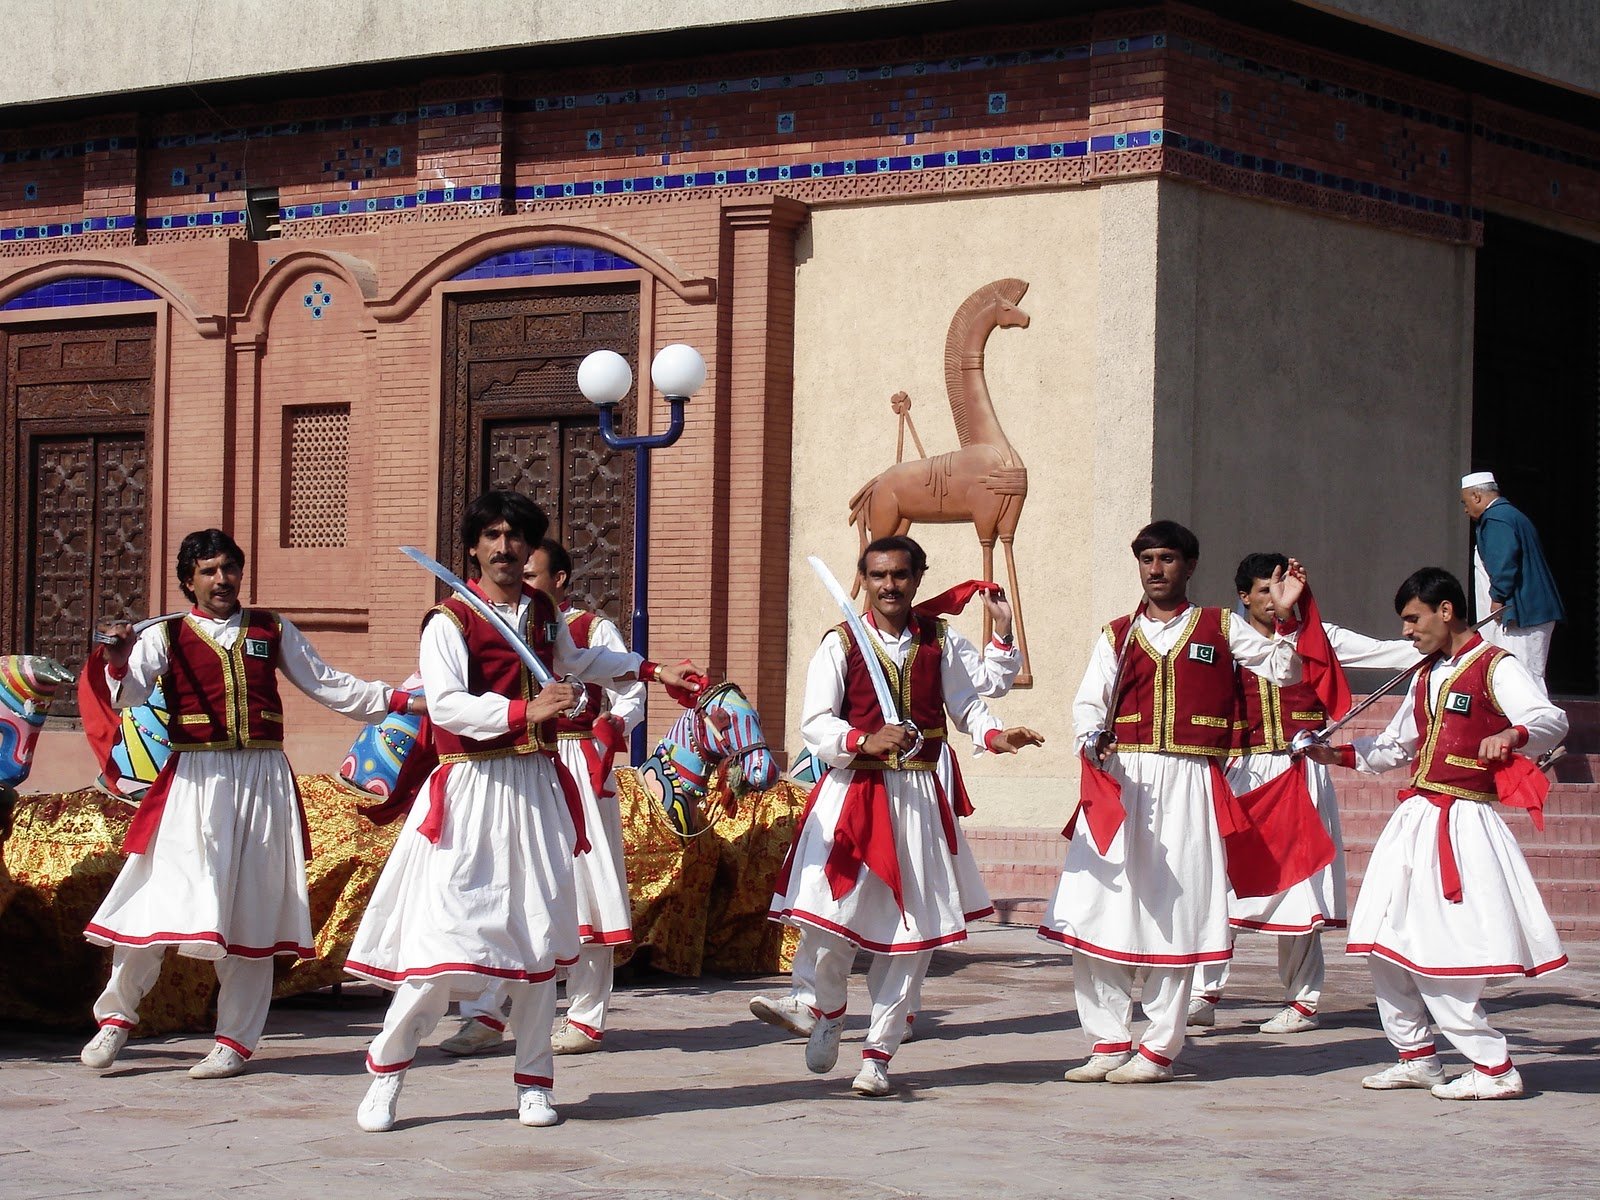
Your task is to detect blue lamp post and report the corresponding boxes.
[578,344,706,763]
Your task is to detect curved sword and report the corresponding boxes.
[807,555,922,757]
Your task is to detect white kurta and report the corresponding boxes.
[1227,622,1420,935]
[940,634,1020,811]
[345,595,640,995]
[86,611,396,960]
[1038,606,1300,965]
[1346,641,1568,978]
[560,607,644,946]
[770,621,1001,954]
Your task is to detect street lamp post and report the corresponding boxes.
[577,344,706,763]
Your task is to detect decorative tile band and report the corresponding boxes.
[280,184,501,221]
[450,245,639,281]
[0,214,140,242]
[2,275,158,311]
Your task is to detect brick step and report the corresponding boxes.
[1345,843,1600,883]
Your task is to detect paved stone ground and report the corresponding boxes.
[2,925,1597,1200]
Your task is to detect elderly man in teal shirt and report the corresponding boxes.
[1461,471,1564,694]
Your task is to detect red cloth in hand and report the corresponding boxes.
[1493,753,1551,832]
[913,580,1001,617]
[665,661,710,708]
[1294,586,1352,722]
[1064,749,1126,855]
[77,645,124,791]
[824,771,904,912]
[1222,758,1337,898]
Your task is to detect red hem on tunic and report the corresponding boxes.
[577,925,634,946]
[1035,927,1233,966]
[768,906,990,954]
[1229,917,1347,935]
[1347,942,1569,978]
[84,924,313,959]
[344,959,563,985]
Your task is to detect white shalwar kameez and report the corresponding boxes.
[770,621,1001,1064]
[1195,623,1419,1014]
[1346,645,1566,1071]
[459,609,644,1042]
[86,611,397,1056]
[346,595,639,1089]
[1038,608,1299,1068]
[1473,549,1555,693]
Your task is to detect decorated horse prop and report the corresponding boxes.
[0,655,75,787]
[636,680,779,837]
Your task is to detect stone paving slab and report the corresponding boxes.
[3,925,1597,1200]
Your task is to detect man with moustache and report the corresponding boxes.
[770,535,1043,1098]
[1039,521,1306,1084]
[346,491,703,1132]
[80,528,420,1080]
[1305,567,1567,1100]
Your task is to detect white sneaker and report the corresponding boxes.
[805,1013,845,1074]
[517,1085,559,1127]
[1186,996,1216,1028]
[80,1024,130,1070]
[1362,1057,1446,1090]
[902,1014,918,1043]
[1260,1005,1320,1035]
[1431,1067,1525,1101]
[749,994,816,1037]
[1106,1054,1174,1084]
[1063,1052,1133,1083]
[551,1018,602,1055]
[851,1059,892,1098]
[357,1071,406,1132]
[188,1044,247,1079]
[439,1017,503,1057]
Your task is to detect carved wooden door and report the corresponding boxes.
[441,285,637,623]
[1,318,154,717]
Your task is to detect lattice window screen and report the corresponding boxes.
[284,403,350,548]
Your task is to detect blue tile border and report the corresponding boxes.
[450,244,639,281]
[1,275,158,311]
[0,213,141,242]
[280,183,500,221]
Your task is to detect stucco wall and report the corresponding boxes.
[789,184,1170,827]
[1153,179,1476,635]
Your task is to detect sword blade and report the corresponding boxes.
[399,545,557,686]
[807,555,903,727]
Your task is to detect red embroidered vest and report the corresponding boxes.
[553,608,607,739]
[837,613,946,770]
[1410,638,1509,803]
[161,610,287,750]
[428,586,561,762]
[1107,607,1239,757]
[1237,674,1329,753]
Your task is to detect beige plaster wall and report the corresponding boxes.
[788,183,1166,827]
[1152,180,1475,637]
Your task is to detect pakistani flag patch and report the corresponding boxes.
[244,637,271,659]
[1444,691,1472,715]
[1188,643,1216,665]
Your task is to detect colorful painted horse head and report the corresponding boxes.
[0,655,74,787]
[637,680,778,836]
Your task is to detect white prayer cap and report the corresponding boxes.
[1460,471,1497,490]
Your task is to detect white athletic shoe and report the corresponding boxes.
[551,1018,602,1055]
[1186,996,1216,1028]
[1260,1005,1320,1035]
[357,1071,406,1132]
[851,1059,892,1098]
[1062,1052,1133,1083]
[805,1013,845,1074]
[749,994,816,1037]
[517,1085,559,1127]
[188,1044,247,1079]
[1362,1057,1446,1090]
[439,1017,504,1057]
[80,1024,130,1070]
[902,1015,918,1043]
[1106,1054,1174,1084]
[1431,1067,1525,1101]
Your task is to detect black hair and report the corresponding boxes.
[537,537,573,582]
[1235,551,1288,596]
[1394,567,1466,616]
[460,491,550,573]
[858,534,928,577]
[1131,520,1200,562]
[176,529,245,602]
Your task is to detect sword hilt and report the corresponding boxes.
[555,673,588,720]
[899,720,924,761]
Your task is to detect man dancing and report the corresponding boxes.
[345,492,702,1132]
[770,536,1042,1098]
[1188,552,1418,1035]
[440,537,644,1058]
[1039,521,1305,1083]
[81,529,418,1079]
[1306,567,1567,1100]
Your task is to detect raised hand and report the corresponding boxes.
[991,726,1045,754]
[1269,558,1308,621]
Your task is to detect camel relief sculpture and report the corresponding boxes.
[848,278,1034,686]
